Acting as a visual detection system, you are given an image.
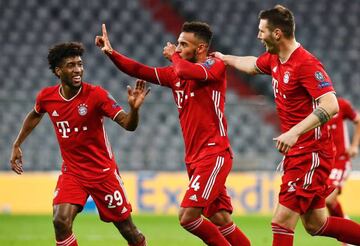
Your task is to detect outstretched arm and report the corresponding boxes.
[114,79,150,131]
[10,110,44,174]
[95,24,160,84]
[273,92,339,153]
[212,52,259,75]
[348,114,360,157]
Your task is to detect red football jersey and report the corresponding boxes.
[328,98,358,159]
[256,45,335,156]
[34,82,123,182]
[155,57,230,163]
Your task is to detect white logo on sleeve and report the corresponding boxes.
[56,121,70,138]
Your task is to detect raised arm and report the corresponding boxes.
[10,110,44,174]
[95,24,160,84]
[274,92,339,153]
[212,52,259,75]
[114,79,150,131]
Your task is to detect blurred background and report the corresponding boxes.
[2,0,359,172]
[0,0,359,215]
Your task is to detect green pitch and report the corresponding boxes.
[0,214,358,245]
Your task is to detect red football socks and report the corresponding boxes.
[219,222,251,246]
[56,233,78,246]
[271,223,294,246]
[181,217,230,245]
[316,217,360,245]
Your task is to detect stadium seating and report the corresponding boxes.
[0,0,358,171]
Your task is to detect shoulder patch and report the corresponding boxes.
[315,71,332,88]
[202,58,215,69]
[314,71,325,82]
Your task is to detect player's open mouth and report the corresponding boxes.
[73,76,81,83]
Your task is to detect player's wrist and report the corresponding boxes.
[105,48,113,55]
[12,142,21,148]
[171,52,180,61]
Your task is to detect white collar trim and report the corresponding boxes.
[58,84,82,101]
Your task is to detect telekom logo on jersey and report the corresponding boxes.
[272,78,279,98]
[174,90,195,109]
[174,90,184,109]
[56,121,88,138]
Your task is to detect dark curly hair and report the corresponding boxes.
[182,21,213,46]
[48,42,85,75]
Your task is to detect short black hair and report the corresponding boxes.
[258,5,295,38]
[48,42,84,75]
[182,21,213,45]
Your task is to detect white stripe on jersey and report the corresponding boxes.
[112,109,124,121]
[154,68,162,85]
[202,156,224,200]
[114,170,129,203]
[212,90,226,136]
[312,99,321,140]
[196,63,208,80]
[303,152,320,189]
[102,120,113,159]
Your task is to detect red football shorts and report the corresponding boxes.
[328,157,351,191]
[279,151,334,214]
[53,168,132,222]
[181,149,233,218]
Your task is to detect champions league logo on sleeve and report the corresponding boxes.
[203,58,215,69]
[77,103,88,116]
[315,71,332,88]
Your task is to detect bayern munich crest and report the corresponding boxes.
[283,71,290,84]
[77,103,88,116]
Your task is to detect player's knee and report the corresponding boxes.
[178,208,186,225]
[303,222,322,236]
[53,214,73,233]
[178,207,202,225]
[208,210,232,226]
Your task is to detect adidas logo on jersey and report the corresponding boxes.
[121,207,128,214]
[189,194,198,202]
[52,110,59,117]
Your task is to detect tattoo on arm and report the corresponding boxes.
[313,107,331,124]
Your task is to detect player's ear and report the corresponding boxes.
[197,43,208,54]
[55,67,61,78]
[273,28,282,40]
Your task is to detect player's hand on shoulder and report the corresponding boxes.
[95,24,113,55]
[10,145,23,175]
[127,79,151,110]
[211,51,224,59]
[163,42,176,61]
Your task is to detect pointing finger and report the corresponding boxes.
[102,24,108,38]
